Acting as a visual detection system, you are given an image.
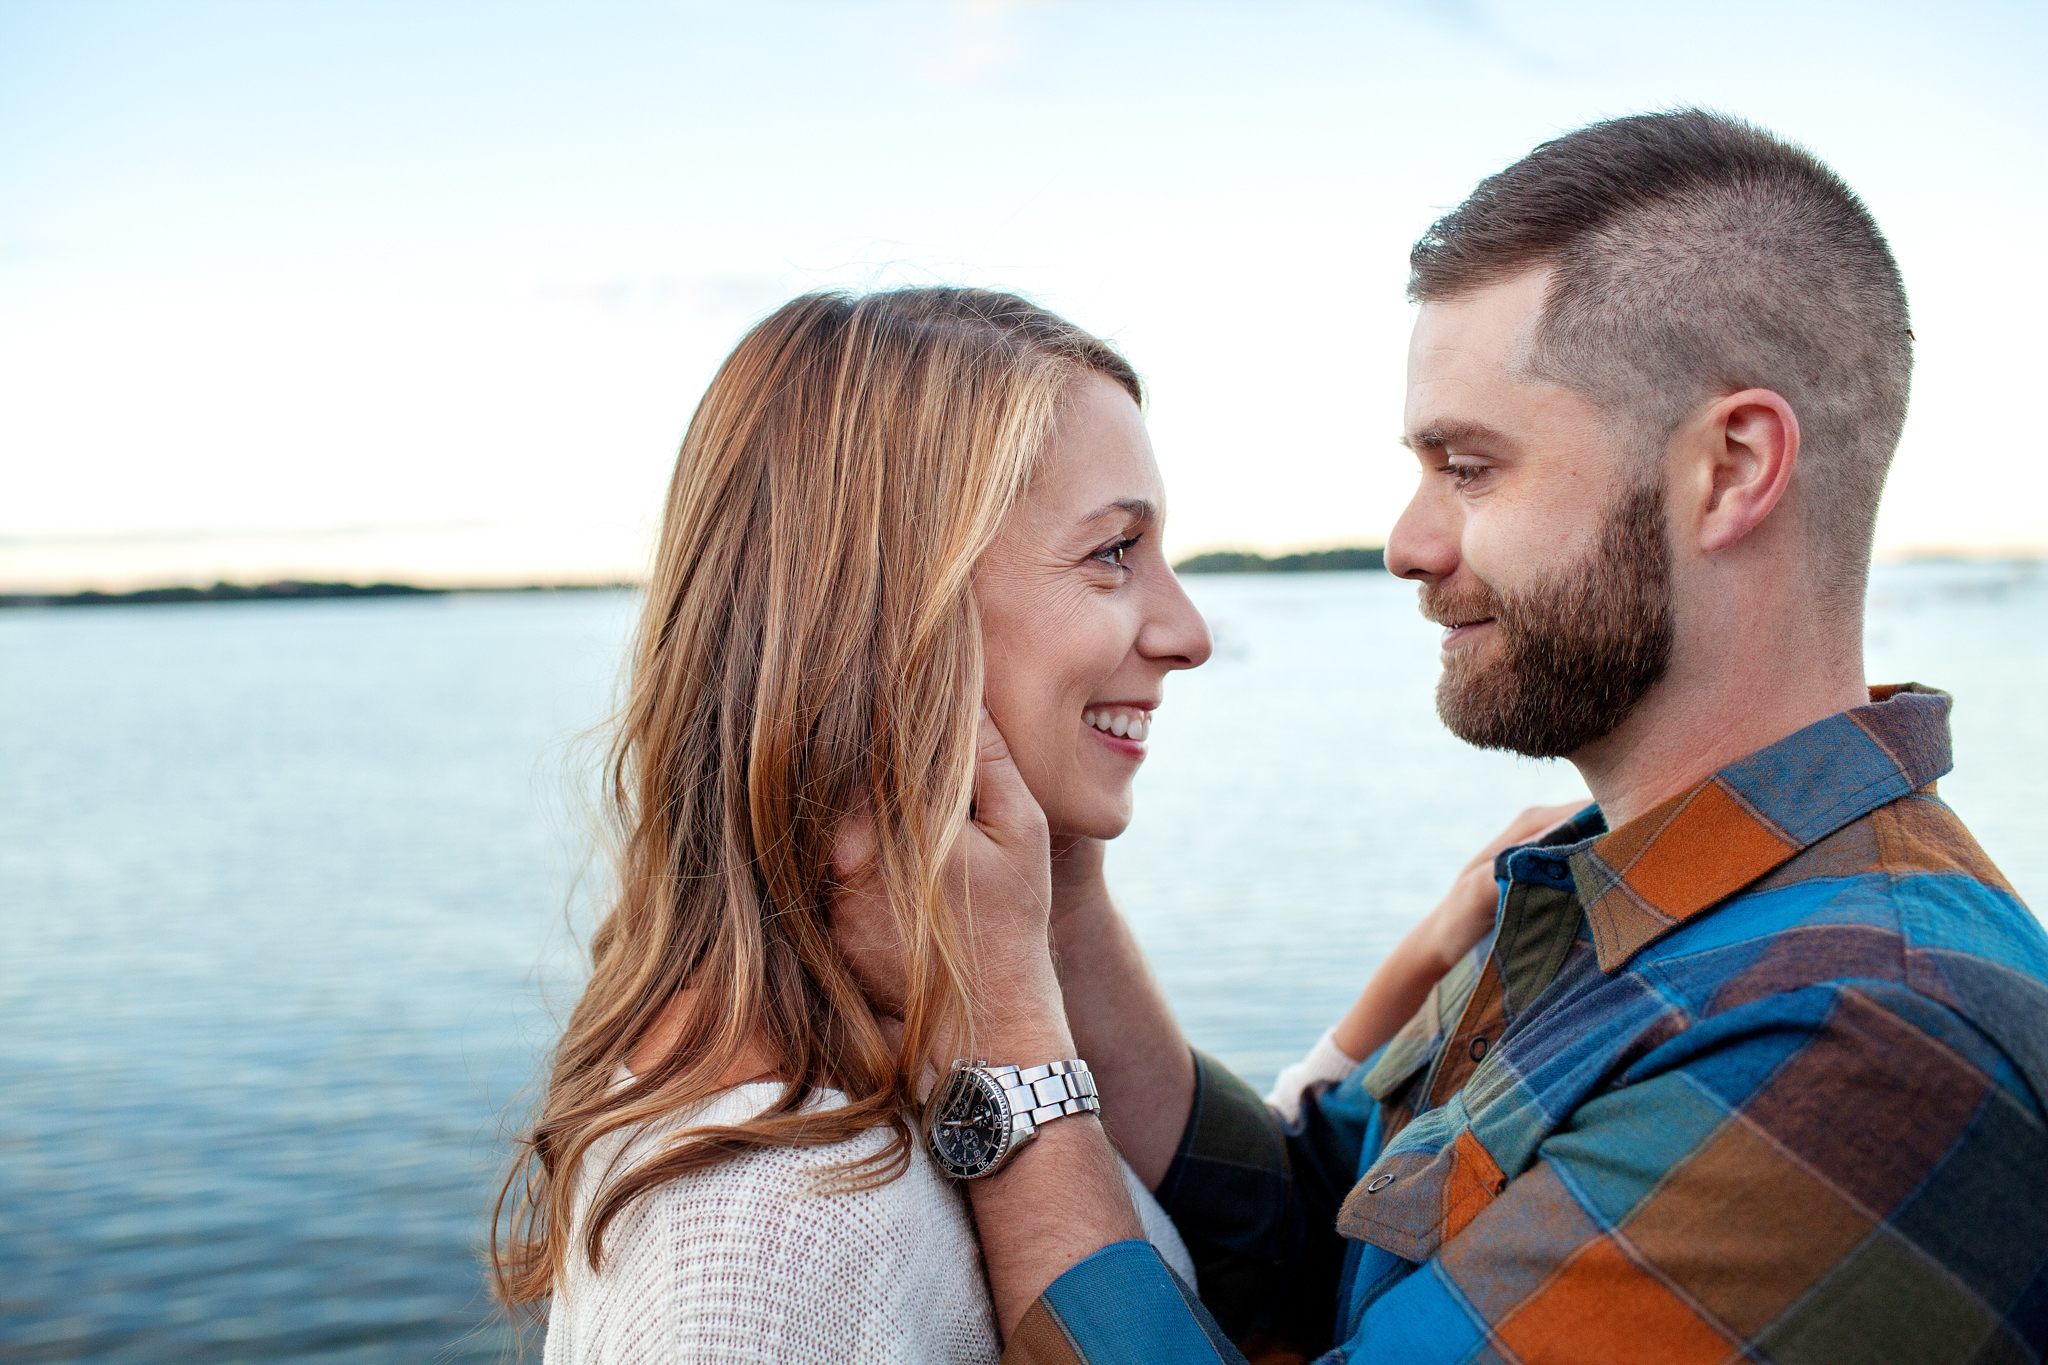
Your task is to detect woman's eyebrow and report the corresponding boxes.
[1079,498,1156,526]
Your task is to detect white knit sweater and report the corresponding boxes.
[544,1081,1195,1365]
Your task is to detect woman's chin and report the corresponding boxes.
[1046,802,1134,844]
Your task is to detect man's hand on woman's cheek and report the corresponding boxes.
[828,710,1071,1064]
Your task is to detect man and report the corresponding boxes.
[923,110,2048,1363]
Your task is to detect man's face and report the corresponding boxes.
[1388,269,1673,759]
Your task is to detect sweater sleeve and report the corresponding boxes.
[548,1124,1001,1365]
[1265,1027,1364,1125]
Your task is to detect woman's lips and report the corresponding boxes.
[1082,706,1151,755]
[1440,618,1496,649]
[1083,707,1149,740]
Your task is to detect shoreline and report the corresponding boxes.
[0,580,637,610]
[5,550,2035,610]
[1174,547,1386,574]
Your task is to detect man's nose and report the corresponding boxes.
[1385,483,1459,583]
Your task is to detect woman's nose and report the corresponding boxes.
[1142,572,1213,670]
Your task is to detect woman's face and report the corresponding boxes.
[976,374,1213,841]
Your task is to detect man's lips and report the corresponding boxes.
[1439,618,1497,648]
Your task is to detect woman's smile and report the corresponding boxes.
[1082,704,1154,753]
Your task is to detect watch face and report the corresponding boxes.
[927,1069,1010,1178]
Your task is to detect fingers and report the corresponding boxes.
[825,710,1054,1038]
[1511,800,1587,844]
[1461,800,1590,872]
[969,706,1047,848]
[828,802,907,1015]
[829,873,907,1020]
[831,802,878,883]
[1502,801,1584,842]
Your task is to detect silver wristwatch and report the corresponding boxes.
[923,1058,1100,1179]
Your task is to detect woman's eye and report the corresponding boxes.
[1092,536,1138,569]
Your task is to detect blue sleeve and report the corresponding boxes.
[1004,1241,1245,1365]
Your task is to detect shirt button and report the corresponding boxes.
[1366,1173,1395,1192]
[1546,861,1568,879]
[1468,1036,1489,1062]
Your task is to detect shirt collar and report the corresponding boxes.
[1537,684,1954,974]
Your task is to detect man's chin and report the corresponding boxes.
[1435,662,1628,760]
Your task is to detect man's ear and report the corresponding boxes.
[1692,388,1799,553]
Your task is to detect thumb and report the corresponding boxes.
[970,706,1044,845]
[831,800,878,884]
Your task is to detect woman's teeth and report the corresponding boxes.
[1083,710,1149,741]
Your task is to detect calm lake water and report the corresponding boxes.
[2,562,2041,1362]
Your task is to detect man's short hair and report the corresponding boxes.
[1409,109,1912,601]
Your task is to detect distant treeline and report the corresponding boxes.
[1174,546,1386,574]
[0,580,629,609]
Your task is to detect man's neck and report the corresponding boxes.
[1570,636,1869,831]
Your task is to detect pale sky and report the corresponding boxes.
[3,0,2044,590]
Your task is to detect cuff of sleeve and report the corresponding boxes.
[1003,1240,1240,1365]
[1263,1027,1362,1125]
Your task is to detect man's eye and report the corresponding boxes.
[1446,463,1487,488]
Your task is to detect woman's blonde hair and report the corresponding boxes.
[490,287,1140,1313]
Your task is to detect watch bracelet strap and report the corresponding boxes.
[986,1058,1100,1130]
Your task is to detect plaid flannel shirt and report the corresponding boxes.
[1004,685,2048,1365]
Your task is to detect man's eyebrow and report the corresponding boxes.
[1080,498,1156,524]
[1400,420,1516,452]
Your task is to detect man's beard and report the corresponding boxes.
[1424,482,1673,759]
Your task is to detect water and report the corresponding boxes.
[2,563,2041,1362]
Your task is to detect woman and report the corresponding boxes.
[493,287,1529,1362]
